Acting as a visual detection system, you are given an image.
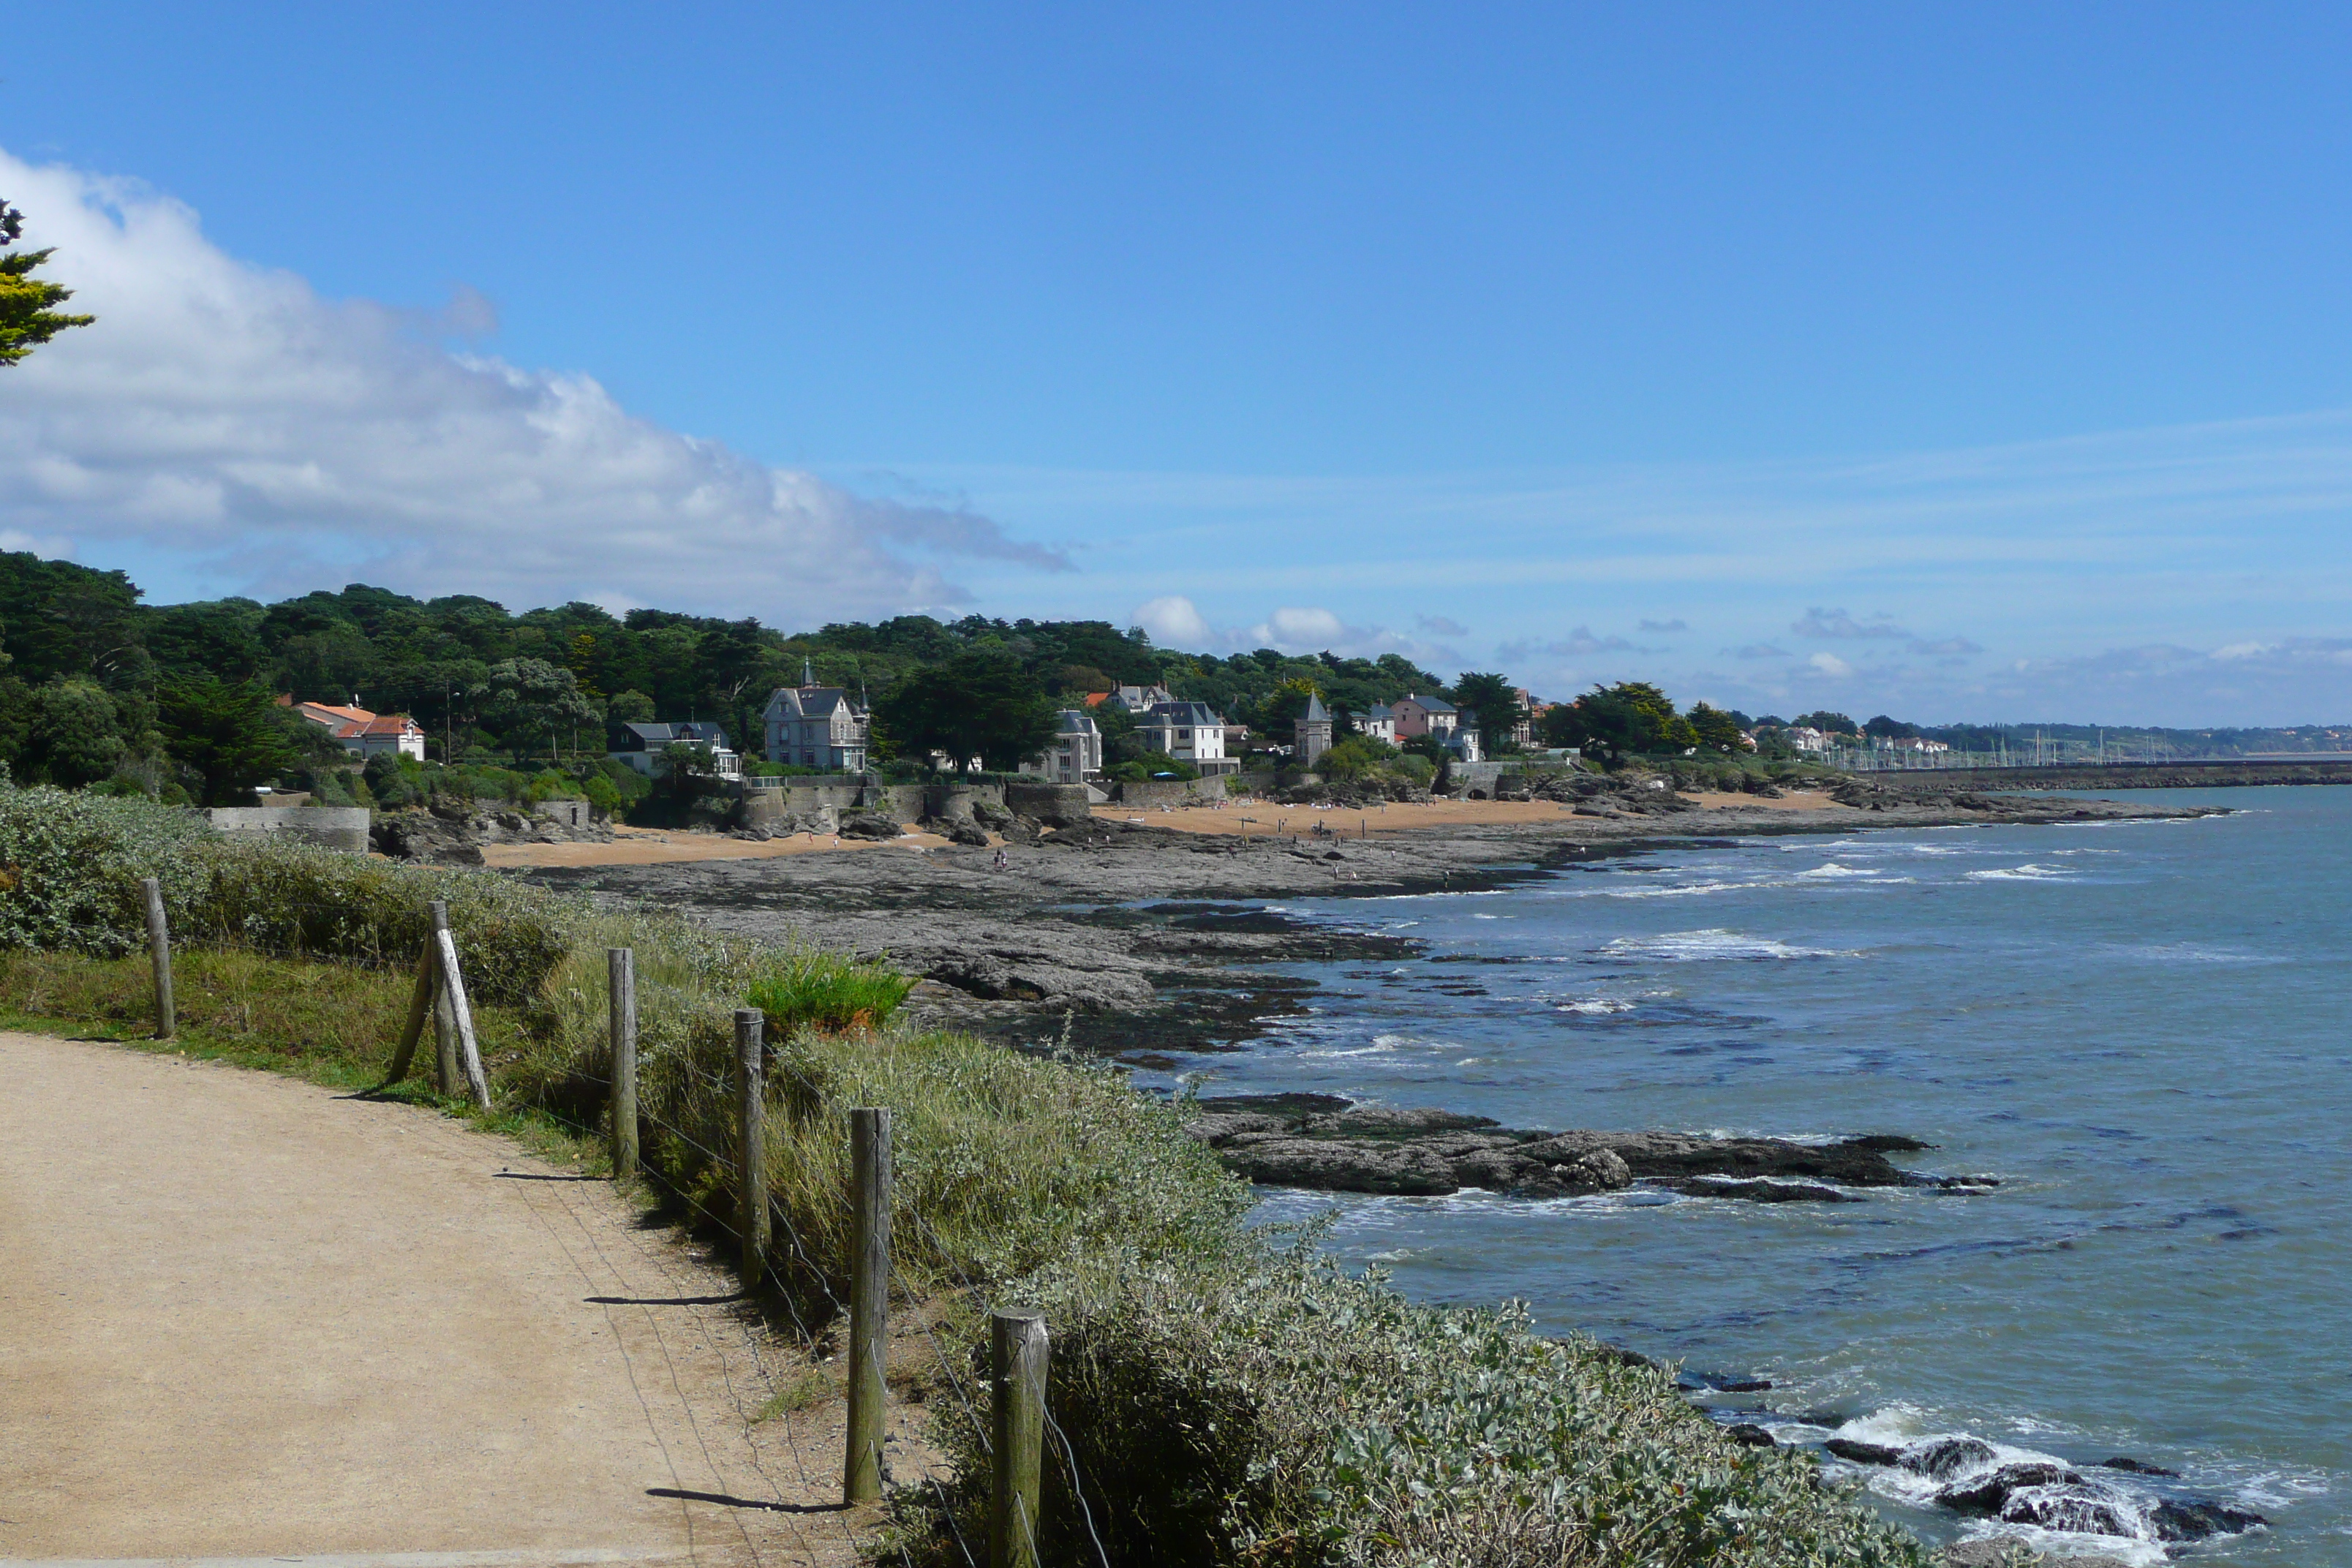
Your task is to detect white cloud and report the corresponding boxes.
[1245,606,1348,648]
[1809,652,1854,677]
[1130,594,1213,648]
[0,149,1066,617]
[1415,613,1469,637]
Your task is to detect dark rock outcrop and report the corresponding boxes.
[1824,1439,1901,1466]
[1182,1096,1970,1201]
[2150,1498,2269,1542]
[835,812,903,840]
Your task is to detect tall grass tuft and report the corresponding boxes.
[746,954,914,1036]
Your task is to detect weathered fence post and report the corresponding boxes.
[138,877,174,1040]
[431,921,492,1110]
[845,1106,892,1503]
[735,1008,769,1288]
[608,948,638,1180]
[383,926,440,1086]
[989,1309,1049,1568]
[429,900,459,1095]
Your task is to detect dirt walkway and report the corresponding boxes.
[0,1033,921,1567]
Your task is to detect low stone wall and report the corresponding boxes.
[1109,775,1230,809]
[922,780,1007,823]
[208,805,372,853]
[1003,780,1092,826]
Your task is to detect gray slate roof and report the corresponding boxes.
[1300,694,1330,722]
[611,720,732,750]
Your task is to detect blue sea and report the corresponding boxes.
[1169,787,2351,1564]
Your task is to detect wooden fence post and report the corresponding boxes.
[139,877,174,1040]
[735,1008,769,1288]
[432,924,492,1110]
[429,900,459,1095]
[845,1106,892,1503]
[989,1310,1049,1568]
[383,928,440,1086]
[608,948,637,1180]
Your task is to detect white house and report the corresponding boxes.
[608,721,742,779]
[1134,700,1237,775]
[1784,725,1831,754]
[763,685,870,772]
[1019,709,1104,784]
[1351,702,1398,743]
[288,698,427,761]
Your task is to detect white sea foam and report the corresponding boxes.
[1556,997,1638,1015]
[1965,864,2072,881]
[1798,862,1879,878]
[1599,928,1859,962]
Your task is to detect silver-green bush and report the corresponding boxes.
[0,785,216,955]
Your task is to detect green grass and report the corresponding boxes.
[746,954,916,1036]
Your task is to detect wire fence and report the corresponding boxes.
[625,1030,1101,1568]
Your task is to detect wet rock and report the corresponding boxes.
[1994,1488,2138,1539]
[1178,1098,1950,1199]
[1216,1135,1458,1195]
[941,819,992,848]
[1941,1545,2132,1568]
[2149,1498,2268,1541]
[2097,1456,2177,1477]
[1671,1175,1861,1203]
[1725,1423,1776,1448]
[1824,1439,1901,1466]
[1937,1462,2084,1515]
[1903,1436,2000,1480]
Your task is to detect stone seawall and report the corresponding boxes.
[1882,760,2352,791]
[207,805,372,852]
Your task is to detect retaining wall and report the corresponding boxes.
[1109,775,1230,809]
[207,805,372,853]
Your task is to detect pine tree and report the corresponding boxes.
[0,197,96,367]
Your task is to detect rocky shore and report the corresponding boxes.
[1178,1092,1995,1201]
[512,787,2219,1057]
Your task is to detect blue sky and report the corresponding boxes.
[7,3,2352,723]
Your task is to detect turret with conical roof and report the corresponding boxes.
[1294,693,1335,767]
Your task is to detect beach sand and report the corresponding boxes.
[478,821,959,870]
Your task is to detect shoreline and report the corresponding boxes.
[509,788,2220,1056]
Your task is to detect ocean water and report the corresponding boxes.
[1175,787,2351,1564]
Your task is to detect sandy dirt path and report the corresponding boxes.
[0,1033,899,1567]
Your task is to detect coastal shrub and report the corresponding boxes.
[904,1247,1929,1568]
[173,840,580,1008]
[508,908,1246,1303]
[0,785,216,956]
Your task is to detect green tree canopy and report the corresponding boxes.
[0,198,96,367]
[156,677,300,805]
[1452,672,1526,756]
[1540,682,1686,762]
[475,658,600,766]
[872,651,1060,774]
[1793,711,1858,736]
[15,679,129,788]
[1687,701,1746,755]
